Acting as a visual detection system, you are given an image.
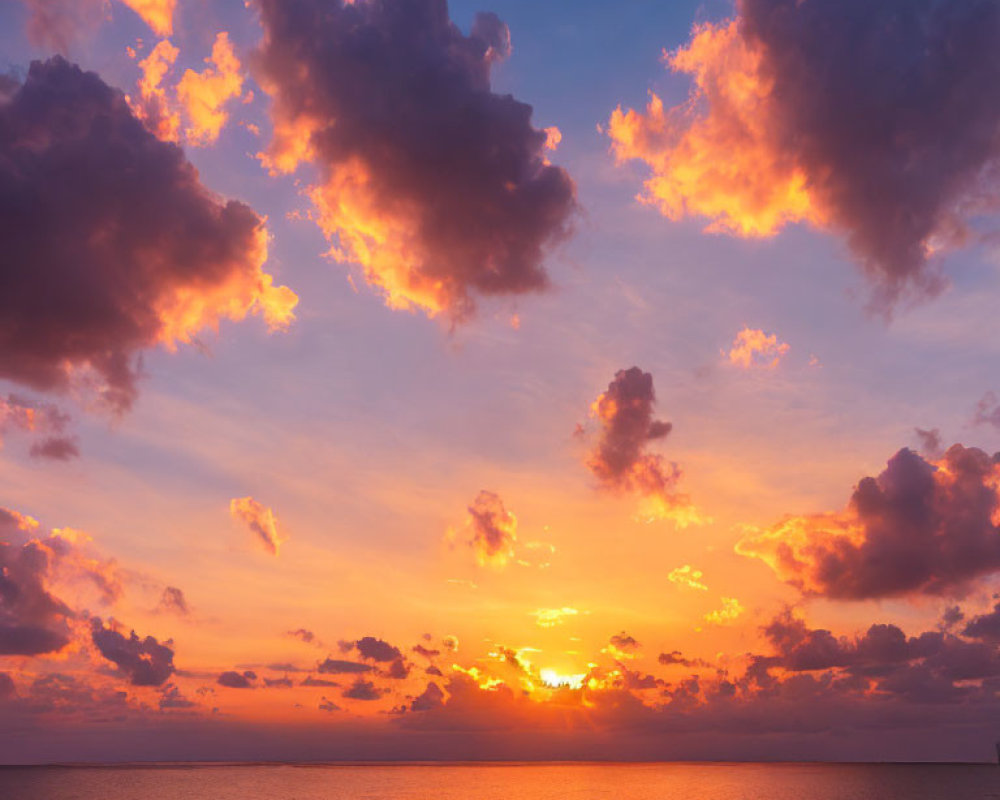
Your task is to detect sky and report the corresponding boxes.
[3,0,1000,764]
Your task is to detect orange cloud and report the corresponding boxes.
[608,0,1000,307]
[608,19,820,239]
[119,0,175,36]
[726,326,789,370]
[737,444,1000,599]
[130,39,181,142]
[667,565,708,591]
[230,497,285,556]
[704,597,744,625]
[176,32,244,146]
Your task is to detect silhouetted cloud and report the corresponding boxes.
[0,57,296,411]
[584,367,698,523]
[0,395,78,460]
[229,497,285,555]
[253,0,576,320]
[91,618,175,686]
[609,0,1000,308]
[287,628,318,645]
[738,444,1000,598]
[317,659,374,675]
[354,636,402,663]
[217,670,256,689]
[342,678,384,701]
[963,604,1000,642]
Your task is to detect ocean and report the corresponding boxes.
[1,763,999,800]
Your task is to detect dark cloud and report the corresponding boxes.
[17,0,107,54]
[355,636,403,663]
[963,604,1000,642]
[159,683,196,710]
[301,676,339,688]
[263,676,293,688]
[584,368,695,521]
[0,672,16,700]
[412,644,440,660]
[318,696,340,712]
[609,632,640,652]
[317,658,375,675]
[0,538,73,656]
[287,628,317,645]
[0,57,296,411]
[343,678,384,701]
[914,428,942,458]
[658,651,709,668]
[158,587,189,616]
[386,659,411,680]
[611,0,1000,309]
[217,670,257,689]
[464,491,517,566]
[411,682,444,712]
[253,0,575,320]
[29,436,80,461]
[738,444,1000,599]
[0,394,79,460]
[90,618,175,686]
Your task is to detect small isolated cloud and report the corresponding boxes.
[317,659,374,675]
[354,637,403,663]
[0,57,297,411]
[287,628,318,645]
[973,392,1000,429]
[726,327,789,370]
[217,670,256,689]
[704,597,744,626]
[253,0,576,320]
[229,497,284,556]
[584,367,699,524]
[605,632,641,660]
[158,586,189,616]
[460,491,517,567]
[530,608,579,628]
[737,444,1000,599]
[668,565,708,591]
[608,0,1000,309]
[91,618,175,686]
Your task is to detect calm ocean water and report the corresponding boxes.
[1,763,1000,800]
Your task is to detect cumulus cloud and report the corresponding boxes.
[175,32,245,145]
[90,618,175,686]
[130,39,181,142]
[584,367,698,523]
[963,604,1000,642]
[354,637,403,663]
[253,0,576,320]
[229,497,284,555]
[0,57,297,411]
[461,491,517,567]
[0,394,79,460]
[217,670,256,689]
[342,677,384,701]
[608,0,1000,308]
[737,444,1000,599]
[0,537,73,656]
[726,327,789,370]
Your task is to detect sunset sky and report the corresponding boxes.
[3,0,1000,764]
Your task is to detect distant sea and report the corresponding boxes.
[1,762,1000,799]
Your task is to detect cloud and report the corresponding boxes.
[130,39,181,142]
[301,676,339,688]
[973,392,1000,429]
[667,565,708,591]
[317,659,374,675]
[287,628,318,645]
[252,0,576,320]
[461,491,518,567]
[90,618,175,686]
[342,678,384,701]
[0,537,73,656]
[608,0,1000,308]
[217,670,256,689]
[159,683,196,709]
[354,637,403,663]
[962,604,1000,642]
[704,597,744,625]
[530,608,579,628]
[737,444,1000,599]
[0,394,79,460]
[229,497,284,555]
[914,428,943,459]
[584,367,698,523]
[17,1,175,53]
[0,57,297,411]
[158,587,190,616]
[726,327,789,370]
[176,32,245,145]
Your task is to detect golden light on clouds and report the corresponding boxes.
[120,0,176,36]
[704,597,744,625]
[667,564,708,591]
[608,19,822,238]
[229,496,285,556]
[726,326,790,370]
[531,608,580,628]
[176,32,244,146]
